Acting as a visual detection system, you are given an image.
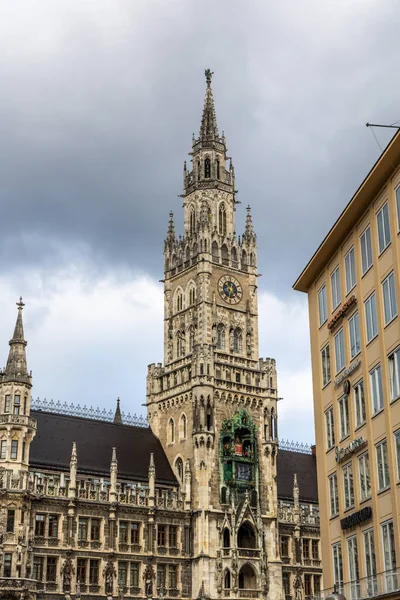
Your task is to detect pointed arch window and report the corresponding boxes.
[189,327,195,352]
[175,457,184,481]
[231,247,238,268]
[219,204,227,236]
[169,419,175,444]
[197,161,201,181]
[189,207,196,235]
[224,569,231,589]
[233,328,242,354]
[177,331,185,357]
[204,157,211,178]
[216,158,220,180]
[180,414,187,439]
[217,324,226,350]
[212,241,219,262]
[176,292,183,312]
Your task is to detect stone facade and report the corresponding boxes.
[0,72,322,600]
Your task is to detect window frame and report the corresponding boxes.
[329,472,339,517]
[358,453,371,502]
[349,311,361,359]
[396,186,400,231]
[321,343,331,387]
[332,543,343,591]
[353,380,366,429]
[345,246,356,294]
[318,284,328,326]
[360,225,373,275]
[382,271,397,326]
[376,439,390,492]
[338,395,350,440]
[343,463,354,510]
[365,292,378,343]
[377,202,391,254]
[370,364,383,415]
[331,267,341,311]
[334,328,345,374]
[325,407,335,451]
[388,347,400,402]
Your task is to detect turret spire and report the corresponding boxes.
[199,69,219,141]
[166,211,175,243]
[2,297,30,385]
[245,206,254,236]
[113,397,122,425]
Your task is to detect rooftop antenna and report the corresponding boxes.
[366,122,400,130]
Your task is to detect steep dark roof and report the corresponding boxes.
[277,450,318,503]
[30,410,176,486]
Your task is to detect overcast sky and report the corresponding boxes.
[0,0,399,443]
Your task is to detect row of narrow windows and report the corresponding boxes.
[2,393,27,415]
[217,325,243,354]
[176,288,196,312]
[168,414,187,444]
[196,157,220,181]
[0,439,26,461]
[167,243,255,271]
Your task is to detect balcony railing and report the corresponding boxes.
[238,590,259,598]
[322,568,400,600]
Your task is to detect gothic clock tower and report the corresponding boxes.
[147,71,282,599]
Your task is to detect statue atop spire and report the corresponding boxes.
[199,69,219,141]
[1,298,31,385]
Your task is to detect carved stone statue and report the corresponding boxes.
[143,558,155,598]
[294,569,303,600]
[104,558,116,595]
[61,553,75,592]
[215,550,223,593]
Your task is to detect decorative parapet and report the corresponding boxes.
[327,295,357,331]
[279,440,312,455]
[31,397,148,428]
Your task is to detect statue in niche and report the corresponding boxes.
[103,557,116,595]
[215,550,223,593]
[61,552,75,592]
[234,436,243,456]
[143,558,155,598]
[293,569,303,600]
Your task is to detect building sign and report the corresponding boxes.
[341,506,372,530]
[336,437,367,463]
[334,359,361,388]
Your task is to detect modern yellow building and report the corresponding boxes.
[294,130,400,600]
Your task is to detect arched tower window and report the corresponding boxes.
[185,247,190,263]
[241,250,247,271]
[217,324,225,350]
[176,292,183,312]
[216,159,220,180]
[219,203,227,235]
[212,241,219,262]
[231,246,238,268]
[238,522,256,549]
[168,418,175,443]
[197,160,200,181]
[250,252,255,267]
[180,414,187,439]
[223,528,230,548]
[204,157,211,178]
[189,207,196,235]
[177,331,185,357]
[221,244,229,266]
[224,569,231,589]
[238,564,257,590]
[175,457,184,481]
[233,328,242,353]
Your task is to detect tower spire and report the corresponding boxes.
[2,297,31,385]
[113,397,122,425]
[166,211,175,243]
[199,69,219,141]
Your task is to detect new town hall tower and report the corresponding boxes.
[146,71,281,598]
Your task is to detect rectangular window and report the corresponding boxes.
[395,430,400,481]
[376,440,390,491]
[389,347,400,401]
[325,407,335,450]
[35,514,45,537]
[280,536,289,557]
[358,453,371,501]
[131,522,140,545]
[283,573,290,596]
[382,521,398,592]
[335,328,345,373]
[304,574,312,596]
[363,529,377,596]
[46,557,57,582]
[321,344,331,387]
[349,312,361,359]
[10,440,18,460]
[78,517,88,541]
[48,515,58,538]
[318,284,328,326]
[158,525,166,547]
[377,202,391,253]
[13,395,20,415]
[365,293,378,342]
[343,463,354,510]
[314,575,321,597]
[332,543,343,591]
[302,538,310,558]
[331,267,341,310]
[354,380,366,429]
[130,562,140,587]
[169,526,177,548]
[0,440,6,459]
[360,226,373,274]
[329,473,339,517]
[169,565,178,589]
[338,395,349,440]
[77,558,87,583]
[6,509,15,533]
[89,559,99,584]
[4,553,12,578]
[396,186,400,230]
[157,564,167,588]
[118,561,127,586]
[91,518,100,541]
[382,272,397,325]
[4,395,11,413]
[348,536,360,600]
[345,247,356,293]
[370,364,383,414]
[119,521,128,543]
[312,539,319,560]
[33,556,44,581]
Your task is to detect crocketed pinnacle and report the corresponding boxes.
[113,397,122,425]
[166,211,175,242]
[199,69,219,141]
[243,205,255,241]
[3,297,30,385]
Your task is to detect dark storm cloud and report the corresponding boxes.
[0,0,399,292]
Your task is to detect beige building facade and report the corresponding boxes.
[294,131,400,599]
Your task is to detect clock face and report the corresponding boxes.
[218,275,243,304]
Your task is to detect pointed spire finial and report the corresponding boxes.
[3,298,30,384]
[244,205,255,240]
[199,70,219,141]
[166,211,175,242]
[113,397,122,425]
